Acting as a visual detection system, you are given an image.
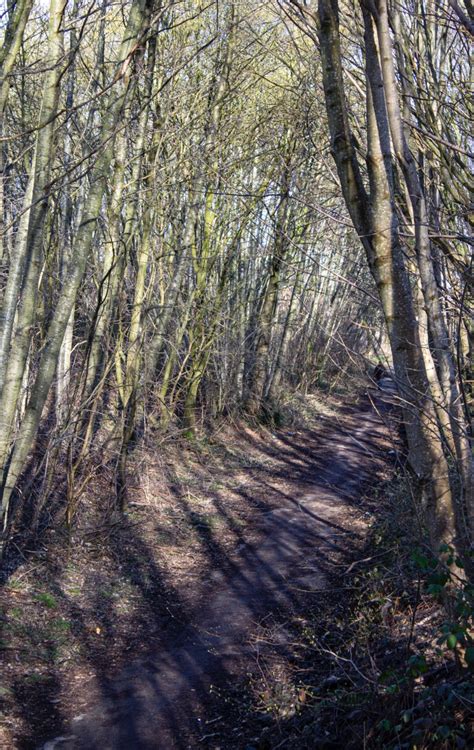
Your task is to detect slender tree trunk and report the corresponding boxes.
[245,150,292,416]
[374,0,473,538]
[0,0,33,262]
[0,0,154,533]
[0,0,67,459]
[317,0,459,553]
[56,0,79,422]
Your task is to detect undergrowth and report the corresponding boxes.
[261,472,474,749]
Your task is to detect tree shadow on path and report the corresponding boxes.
[4,390,400,749]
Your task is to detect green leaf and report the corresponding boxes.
[447,634,457,649]
[428,572,449,586]
[427,583,444,596]
[465,647,474,666]
[437,725,451,740]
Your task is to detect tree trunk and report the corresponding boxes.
[317,0,459,553]
[0,0,154,534]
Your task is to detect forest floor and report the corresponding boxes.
[0,386,407,748]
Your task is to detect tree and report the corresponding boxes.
[285,0,472,565]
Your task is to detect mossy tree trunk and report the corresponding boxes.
[0,0,155,534]
[316,0,464,556]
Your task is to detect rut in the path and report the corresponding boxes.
[43,389,397,750]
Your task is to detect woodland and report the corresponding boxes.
[0,0,472,748]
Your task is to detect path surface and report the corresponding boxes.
[42,388,397,750]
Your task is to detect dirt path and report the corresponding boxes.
[42,389,398,750]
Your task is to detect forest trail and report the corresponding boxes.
[42,388,398,750]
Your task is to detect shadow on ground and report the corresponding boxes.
[0,389,401,749]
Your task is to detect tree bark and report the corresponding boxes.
[0,0,154,533]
